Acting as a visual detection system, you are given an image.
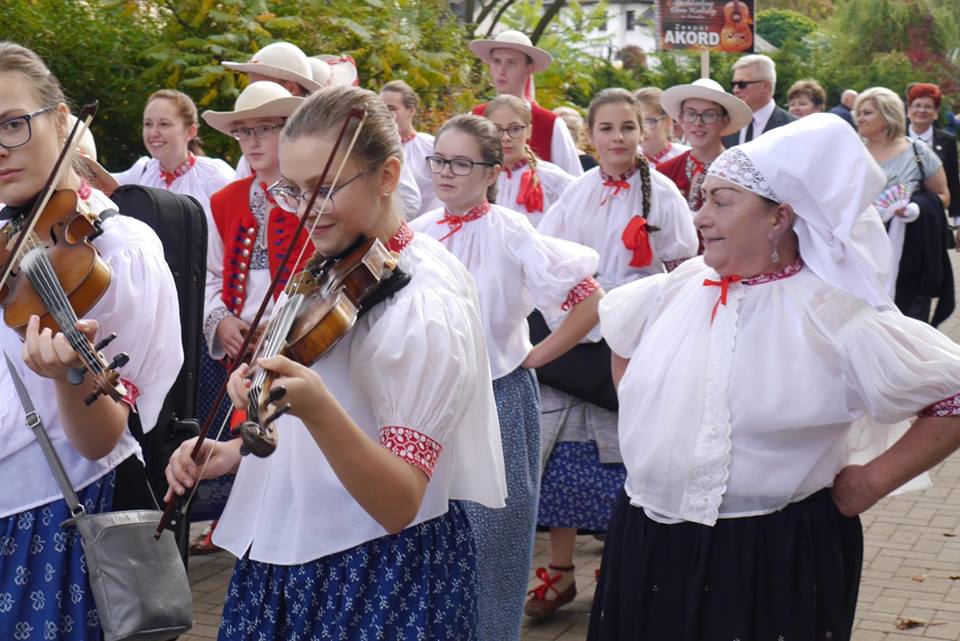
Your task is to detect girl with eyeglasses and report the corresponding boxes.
[165,86,506,640]
[0,41,182,641]
[528,88,697,620]
[112,89,234,218]
[633,87,689,165]
[409,114,603,641]
[483,95,574,227]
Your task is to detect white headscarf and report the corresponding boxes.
[708,113,894,309]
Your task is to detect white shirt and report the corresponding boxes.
[908,124,934,145]
[600,257,960,527]
[739,99,776,144]
[403,132,442,218]
[113,156,235,219]
[550,116,585,177]
[496,159,575,227]
[410,203,599,380]
[213,230,507,564]
[0,188,183,517]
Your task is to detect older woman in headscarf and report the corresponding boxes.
[589,114,960,641]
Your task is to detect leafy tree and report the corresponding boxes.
[756,9,819,51]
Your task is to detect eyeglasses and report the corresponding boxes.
[643,115,667,128]
[230,123,284,142]
[910,104,936,112]
[679,109,724,125]
[425,155,497,176]
[0,107,54,150]
[731,80,765,90]
[494,124,528,139]
[268,168,371,216]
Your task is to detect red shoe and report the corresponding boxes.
[189,520,222,555]
[524,566,576,620]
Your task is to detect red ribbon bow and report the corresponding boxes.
[517,169,544,213]
[528,567,564,601]
[622,215,655,268]
[703,275,742,323]
[436,202,489,242]
[600,177,631,205]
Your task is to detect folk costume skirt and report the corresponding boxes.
[463,367,540,641]
[588,489,863,641]
[217,503,477,641]
[538,441,626,533]
[0,471,116,641]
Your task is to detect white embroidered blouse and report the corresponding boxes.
[112,155,235,218]
[496,158,575,228]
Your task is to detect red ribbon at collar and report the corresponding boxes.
[517,169,544,213]
[436,201,490,242]
[703,275,742,323]
[622,215,654,268]
[159,153,197,187]
[600,177,630,205]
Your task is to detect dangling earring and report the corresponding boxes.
[770,235,781,264]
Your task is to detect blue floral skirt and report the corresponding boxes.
[462,367,540,641]
[218,503,477,640]
[192,350,236,522]
[538,441,627,533]
[0,471,115,641]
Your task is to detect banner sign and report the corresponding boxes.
[657,0,756,53]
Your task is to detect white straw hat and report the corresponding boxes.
[311,55,359,87]
[469,30,553,72]
[222,42,324,93]
[661,78,752,136]
[201,82,304,136]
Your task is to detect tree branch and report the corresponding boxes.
[531,0,567,45]
[484,0,518,37]
[475,0,504,30]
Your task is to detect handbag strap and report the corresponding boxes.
[3,352,85,517]
[912,141,927,182]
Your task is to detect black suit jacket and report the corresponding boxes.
[722,105,797,148]
[930,128,960,222]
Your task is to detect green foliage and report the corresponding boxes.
[756,9,819,50]
[753,0,835,22]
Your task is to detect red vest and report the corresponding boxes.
[210,175,313,316]
[472,100,557,162]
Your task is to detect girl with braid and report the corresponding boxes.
[483,95,575,227]
[529,88,697,620]
[409,114,603,641]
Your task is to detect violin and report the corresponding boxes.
[0,103,127,404]
[239,235,410,457]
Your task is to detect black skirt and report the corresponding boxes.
[588,489,863,641]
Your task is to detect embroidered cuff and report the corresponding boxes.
[919,392,960,417]
[121,379,140,411]
[203,306,234,354]
[561,277,600,312]
[379,426,442,478]
[663,257,691,273]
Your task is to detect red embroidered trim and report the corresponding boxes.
[741,257,804,285]
[120,378,140,410]
[159,153,197,187]
[387,221,414,253]
[599,165,637,205]
[437,201,490,242]
[646,142,673,164]
[561,276,600,312]
[77,180,92,201]
[503,158,529,180]
[919,392,960,417]
[600,165,639,184]
[663,257,689,273]
[379,426,443,477]
[400,132,417,144]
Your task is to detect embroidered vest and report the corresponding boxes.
[472,100,557,162]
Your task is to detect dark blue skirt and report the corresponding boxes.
[218,503,477,640]
[589,489,863,641]
[192,350,235,522]
[537,441,627,532]
[0,472,115,641]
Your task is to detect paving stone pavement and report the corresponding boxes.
[180,252,960,641]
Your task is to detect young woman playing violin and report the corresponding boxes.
[0,42,182,641]
[165,85,506,640]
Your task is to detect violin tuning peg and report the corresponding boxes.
[108,352,129,371]
[239,443,251,457]
[267,386,287,404]
[83,390,101,406]
[264,403,292,427]
[66,366,86,386]
[94,333,118,352]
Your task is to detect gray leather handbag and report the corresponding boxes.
[5,353,193,641]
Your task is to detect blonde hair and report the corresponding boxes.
[435,114,502,203]
[633,87,667,115]
[146,89,205,155]
[486,95,540,197]
[787,79,826,108]
[380,79,420,111]
[854,87,906,140]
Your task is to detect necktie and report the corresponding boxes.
[744,119,754,143]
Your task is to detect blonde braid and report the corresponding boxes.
[524,144,541,191]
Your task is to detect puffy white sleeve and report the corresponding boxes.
[599,272,669,358]
[650,174,699,264]
[89,220,183,433]
[202,211,230,359]
[537,180,578,240]
[398,164,422,220]
[505,216,600,317]
[839,309,960,423]
[351,289,484,478]
[111,156,150,186]
[551,120,584,177]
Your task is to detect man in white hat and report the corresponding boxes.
[658,78,752,212]
[470,30,583,176]
[222,42,323,97]
[721,54,797,147]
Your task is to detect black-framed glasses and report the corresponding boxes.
[0,107,54,150]
[426,155,497,176]
[494,124,528,139]
[268,168,372,216]
[643,115,667,128]
[679,109,724,125]
[230,123,284,142]
[731,80,765,90]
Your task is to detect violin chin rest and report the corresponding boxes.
[239,421,277,458]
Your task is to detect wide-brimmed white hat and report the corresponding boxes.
[201,82,304,136]
[222,42,324,93]
[310,55,359,87]
[469,30,553,72]
[661,78,752,136]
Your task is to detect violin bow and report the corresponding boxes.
[155,107,369,538]
[0,102,98,293]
